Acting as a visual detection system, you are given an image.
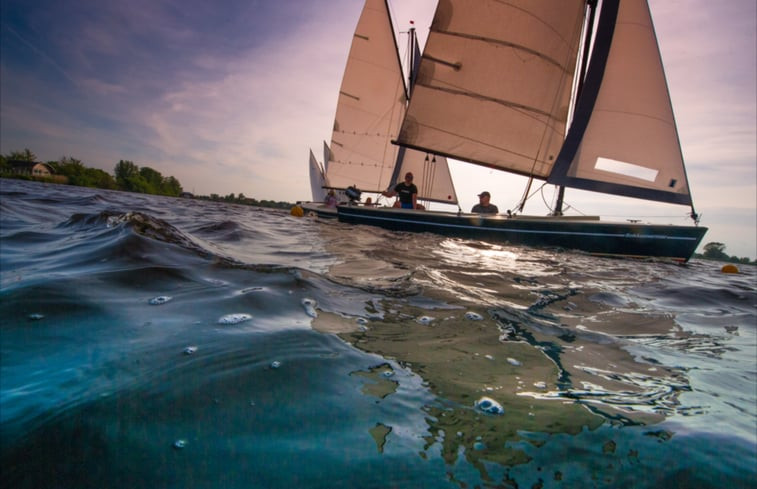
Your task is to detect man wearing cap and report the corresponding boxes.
[471,191,499,214]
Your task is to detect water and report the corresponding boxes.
[1,178,755,488]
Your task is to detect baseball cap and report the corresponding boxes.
[478,191,490,198]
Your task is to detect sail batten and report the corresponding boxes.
[431,30,573,73]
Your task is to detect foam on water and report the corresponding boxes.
[217,313,253,325]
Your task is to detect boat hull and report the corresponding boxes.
[300,202,338,219]
[336,205,707,262]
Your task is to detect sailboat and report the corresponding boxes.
[301,0,459,218]
[336,0,708,263]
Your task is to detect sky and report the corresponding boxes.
[1,0,755,259]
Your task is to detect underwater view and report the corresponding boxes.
[1,179,755,488]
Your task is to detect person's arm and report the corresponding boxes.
[412,192,418,209]
[382,184,398,198]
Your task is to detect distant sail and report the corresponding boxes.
[308,149,327,202]
[322,141,331,173]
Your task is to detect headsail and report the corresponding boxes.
[389,23,458,205]
[395,0,586,178]
[548,0,694,206]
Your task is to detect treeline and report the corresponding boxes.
[693,242,755,265]
[198,193,293,209]
[0,148,294,209]
[0,148,183,197]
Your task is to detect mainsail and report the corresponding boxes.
[396,0,696,209]
[396,0,586,178]
[324,0,458,205]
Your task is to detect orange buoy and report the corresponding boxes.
[721,264,739,274]
[290,205,304,217]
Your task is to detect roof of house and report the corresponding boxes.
[7,160,55,172]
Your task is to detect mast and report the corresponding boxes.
[386,22,416,191]
[408,22,416,93]
[552,0,598,216]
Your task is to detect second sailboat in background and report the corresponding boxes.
[302,0,459,218]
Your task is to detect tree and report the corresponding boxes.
[702,242,729,261]
[9,148,37,161]
[114,160,139,186]
[114,160,150,193]
[161,176,182,196]
[139,166,164,193]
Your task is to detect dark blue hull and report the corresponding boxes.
[300,202,338,219]
[336,205,707,263]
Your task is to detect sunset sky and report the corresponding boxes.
[1,0,755,258]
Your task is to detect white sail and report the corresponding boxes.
[324,0,458,205]
[322,141,331,173]
[548,0,693,205]
[392,150,458,205]
[396,0,586,178]
[325,0,407,193]
[396,0,695,208]
[308,149,328,202]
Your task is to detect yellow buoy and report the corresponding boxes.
[290,205,304,217]
[721,264,739,274]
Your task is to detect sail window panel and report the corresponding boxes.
[398,0,585,178]
[559,0,692,203]
[594,158,658,183]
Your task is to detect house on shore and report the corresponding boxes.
[3,160,67,183]
[6,160,55,177]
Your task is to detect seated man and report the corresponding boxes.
[471,191,498,214]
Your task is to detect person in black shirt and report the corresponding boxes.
[383,172,418,209]
[471,191,498,214]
